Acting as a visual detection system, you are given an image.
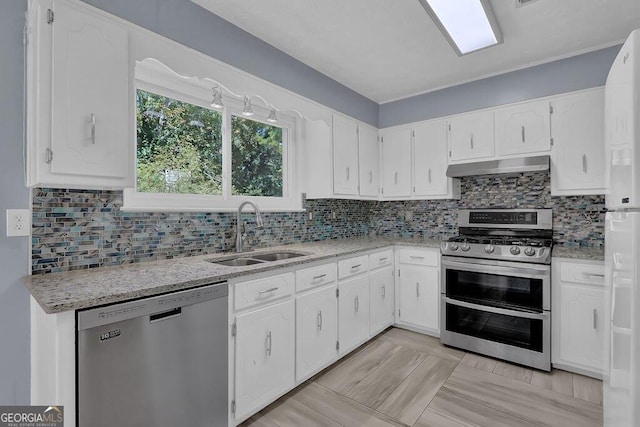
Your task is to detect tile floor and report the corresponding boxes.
[241,327,603,427]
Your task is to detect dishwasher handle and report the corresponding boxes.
[150,307,182,323]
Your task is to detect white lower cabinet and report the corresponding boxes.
[338,274,370,356]
[369,266,395,336]
[234,299,295,420]
[396,247,440,335]
[552,257,606,377]
[295,285,338,382]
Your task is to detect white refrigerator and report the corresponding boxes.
[604,28,640,427]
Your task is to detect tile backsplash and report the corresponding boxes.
[32,171,605,274]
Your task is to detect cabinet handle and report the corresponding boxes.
[266,331,272,356]
[394,172,398,185]
[582,154,587,173]
[521,126,525,143]
[428,168,432,183]
[593,309,597,330]
[90,113,96,145]
[351,264,362,270]
[313,274,327,281]
[416,282,420,298]
[346,167,350,181]
[318,310,323,330]
[583,273,605,278]
[410,255,424,260]
[382,285,386,298]
[355,296,359,313]
[378,257,388,263]
[369,171,373,184]
[258,287,279,294]
[470,134,474,149]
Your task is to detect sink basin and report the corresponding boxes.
[250,252,307,261]
[212,258,266,267]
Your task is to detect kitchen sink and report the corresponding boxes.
[212,258,266,267]
[250,251,307,261]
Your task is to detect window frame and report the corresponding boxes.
[123,62,301,212]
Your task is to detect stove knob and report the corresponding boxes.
[461,243,471,252]
[450,243,459,251]
[484,244,495,254]
[524,247,536,257]
[510,246,521,255]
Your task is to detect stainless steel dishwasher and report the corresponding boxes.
[77,282,228,427]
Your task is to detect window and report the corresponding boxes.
[123,59,299,212]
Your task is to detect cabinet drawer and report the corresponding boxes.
[560,262,605,286]
[338,255,369,279]
[398,248,439,267]
[235,273,295,311]
[296,263,337,292]
[369,249,394,270]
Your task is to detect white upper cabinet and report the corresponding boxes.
[302,118,333,199]
[494,100,551,157]
[27,0,133,189]
[447,111,495,162]
[550,88,606,196]
[413,120,459,198]
[381,127,412,197]
[358,124,380,197]
[333,114,360,195]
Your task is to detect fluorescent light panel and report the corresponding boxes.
[420,0,502,55]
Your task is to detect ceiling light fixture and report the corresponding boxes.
[210,86,223,108]
[418,0,503,56]
[241,97,255,116]
[266,108,278,123]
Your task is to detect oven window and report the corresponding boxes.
[446,303,544,352]
[446,269,543,311]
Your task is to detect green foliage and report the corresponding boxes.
[135,90,284,197]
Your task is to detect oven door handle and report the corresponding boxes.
[444,297,549,320]
[441,259,549,279]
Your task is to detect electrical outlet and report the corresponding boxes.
[331,209,337,220]
[307,212,313,221]
[404,210,414,221]
[6,209,30,237]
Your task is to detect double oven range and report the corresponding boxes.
[440,209,552,371]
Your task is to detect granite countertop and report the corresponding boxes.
[552,245,605,262]
[25,236,442,314]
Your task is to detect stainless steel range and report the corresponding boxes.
[440,209,552,371]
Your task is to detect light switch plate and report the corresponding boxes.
[6,209,31,237]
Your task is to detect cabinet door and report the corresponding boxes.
[50,0,130,179]
[495,100,551,156]
[381,127,412,197]
[333,114,359,195]
[369,266,395,336]
[358,124,380,197]
[235,300,295,419]
[551,89,605,195]
[338,275,370,355]
[398,265,439,331]
[447,111,494,161]
[296,286,338,381]
[413,120,449,197]
[559,284,605,372]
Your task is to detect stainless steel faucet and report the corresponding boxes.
[235,201,265,252]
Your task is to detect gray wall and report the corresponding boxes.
[82,0,380,127]
[0,0,31,405]
[379,45,621,128]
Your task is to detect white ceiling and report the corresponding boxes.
[193,0,640,103]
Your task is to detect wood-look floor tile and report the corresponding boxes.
[459,352,497,373]
[260,397,342,427]
[443,364,602,426]
[377,327,465,361]
[345,347,424,408]
[291,381,405,427]
[377,355,458,425]
[492,360,533,384]
[414,408,470,427]
[239,413,279,427]
[573,373,603,405]
[315,339,400,394]
[427,389,537,427]
[530,369,574,396]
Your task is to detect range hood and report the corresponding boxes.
[446,155,550,178]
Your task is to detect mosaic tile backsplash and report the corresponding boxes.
[32,171,605,274]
